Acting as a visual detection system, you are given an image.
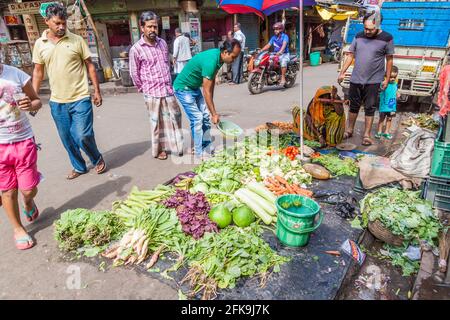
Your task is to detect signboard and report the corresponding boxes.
[4,15,22,26]
[162,16,170,30]
[23,15,40,47]
[189,17,201,54]
[8,1,42,15]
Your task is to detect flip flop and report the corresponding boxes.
[343,131,353,139]
[23,203,39,223]
[362,137,373,146]
[14,234,35,250]
[95,159,107,174]
[66,170,85,180]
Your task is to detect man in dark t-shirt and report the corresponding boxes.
[338,12,394,146]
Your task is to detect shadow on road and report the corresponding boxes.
[28,176,132,237]
[102,141,149,170]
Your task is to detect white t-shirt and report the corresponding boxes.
[234,30,246,50]
[0,64,34,144]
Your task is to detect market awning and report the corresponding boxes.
[217,0,317,18]
[315,5,358,21]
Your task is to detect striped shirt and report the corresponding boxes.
[129,37,173,97]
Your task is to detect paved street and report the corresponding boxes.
[0,63,367,299]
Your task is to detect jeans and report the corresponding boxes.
[49,97,103,173]
[174,89,211,155]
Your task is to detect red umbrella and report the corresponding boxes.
[217,0,315,18]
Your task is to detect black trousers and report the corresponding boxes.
[232,52,244,84]
[348,82,380,117]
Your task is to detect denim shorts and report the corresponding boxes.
[279,53,290,68]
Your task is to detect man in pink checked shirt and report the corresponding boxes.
[129,11,184,160]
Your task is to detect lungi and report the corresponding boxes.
[144,95,184,157]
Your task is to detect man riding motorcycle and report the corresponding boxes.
[260,22,290,86]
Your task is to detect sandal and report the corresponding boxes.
[23,203,39,223]
[95,159,107,174]
[383,133,393,140]
[66,170,85,180]
[375,132,383,139]
[362,136,373,146]
[343,131,353,139]
[157,152,168,160]
[14,234,35,250]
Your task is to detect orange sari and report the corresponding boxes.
[292,86,346,147]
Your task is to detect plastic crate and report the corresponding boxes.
[424,176,450,211]
[430,140,450,179]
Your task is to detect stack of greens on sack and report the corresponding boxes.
[312,153,358,177]
[112,185,175,227]
[54,209,125,257]
[179,224,290,300]
[357,188,443,276]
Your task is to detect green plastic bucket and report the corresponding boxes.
[309,51,321,66]
[275,195,323,247]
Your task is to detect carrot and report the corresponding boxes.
[324,251,341,256]
[267,177,279,186]
[285,184,295,194]
[274,175,289,186]
[296,187,313,198]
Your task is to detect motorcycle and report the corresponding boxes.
[325,40,342,62]
[242,49,259,81]
[247,51,299,94]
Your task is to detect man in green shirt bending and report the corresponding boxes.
[174,39,241,158]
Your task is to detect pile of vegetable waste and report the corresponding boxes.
[402,114,439,131]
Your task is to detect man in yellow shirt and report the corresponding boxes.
[32,3,106,180]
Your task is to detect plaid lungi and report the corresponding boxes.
[144,95,184,158]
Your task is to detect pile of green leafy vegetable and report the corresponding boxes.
[191,166,241,194]
[360,188,442,244]
[179,224,290,300]
[54,209,125,257]
[254,131,321,150]
[312,153,358,176]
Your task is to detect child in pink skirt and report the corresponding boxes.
[0,63,42,250]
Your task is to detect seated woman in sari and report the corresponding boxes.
[292,85,346,147]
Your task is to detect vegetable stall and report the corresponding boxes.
[53,126,444,299]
